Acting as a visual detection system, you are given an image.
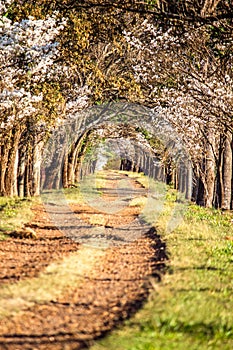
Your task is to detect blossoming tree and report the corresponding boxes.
[123,13,233,208]
[0,0,232,209]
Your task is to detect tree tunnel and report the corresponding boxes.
[41,102,192,245]
[42,102,192,193]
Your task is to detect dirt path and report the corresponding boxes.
[0,171,167,350]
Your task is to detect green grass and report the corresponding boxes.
[129,196,147,207]
[0,197,35,236]
[62,186,83,204]
[1,173,232,349]
[64,174,103,204]
[90,192,233,350]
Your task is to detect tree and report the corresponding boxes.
[122,14,233,208]
[1,0,232,209]
[0,11,68,195]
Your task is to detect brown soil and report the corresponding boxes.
[0,172,167,350]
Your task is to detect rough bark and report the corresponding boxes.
[201,0,222,16]
[221,132,232,209]
[62,153,69,189]
[204,134,216,208]
[5,128,21,197]
[0,138,12,196]
[18,144,27,198]
[12,149,19,196]
[32,141,44,196]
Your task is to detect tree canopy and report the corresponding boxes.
[0,0,232,208]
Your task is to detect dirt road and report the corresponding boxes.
[0,172,167,350]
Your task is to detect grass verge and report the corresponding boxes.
[0,197,36,237]
[90,188,233,350]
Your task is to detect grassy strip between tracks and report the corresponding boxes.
[0,246,105,319]
[90,173,233,350]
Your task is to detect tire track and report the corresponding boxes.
[0,171,167,350]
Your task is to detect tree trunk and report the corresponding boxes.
[24,160,32,197]
[0,143,10,195]
[196,176,205,206]
[62,153,69,188]
[221,132,232,210]
[67,145,76,186]
[205,134,216,207]
[185,160,193,200]
[214,134,225,209]
[32,140,44,196]
[18,146,27,198]
[5,128,21,197]
[12,149,19,196]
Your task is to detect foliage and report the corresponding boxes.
[0,0,233,207]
